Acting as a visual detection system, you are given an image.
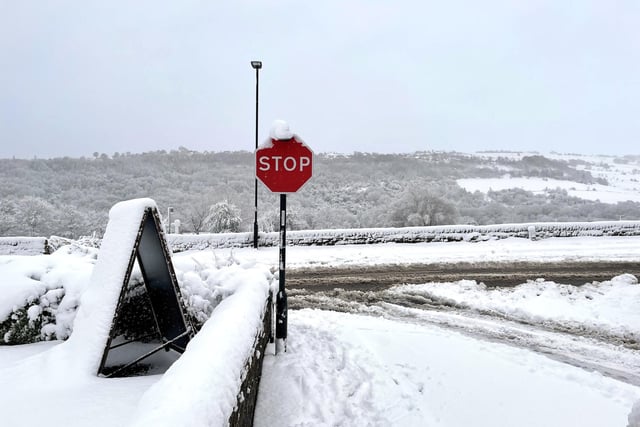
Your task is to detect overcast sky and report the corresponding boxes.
[1,1,639,159]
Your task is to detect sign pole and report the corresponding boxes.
[254,121,312,355]
[276,193,288,353]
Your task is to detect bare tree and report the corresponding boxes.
[390,187,458,227]
[185,202,210,235]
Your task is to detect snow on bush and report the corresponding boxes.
[2,250,273,344]
[173,249,271,327]
[0,247,269,345]
[0,246,96,343]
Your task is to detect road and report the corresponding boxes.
[288,260,640,291]
[287,260,640,386]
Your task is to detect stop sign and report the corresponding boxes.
[256,137,313,193]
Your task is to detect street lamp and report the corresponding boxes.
[251,60,262,249]
[167,206,174,234]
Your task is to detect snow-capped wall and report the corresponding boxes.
[167,221,640,252]
[4,221,640,255]
[0,237,50,255]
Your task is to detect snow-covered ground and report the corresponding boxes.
[457,176,640,204]
[257,309,639,427]
[466,151,640,204]
[2,236,640,426]
[245,235,640,268]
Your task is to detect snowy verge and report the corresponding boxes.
[130,266,271,427]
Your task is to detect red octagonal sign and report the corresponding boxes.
[256,137,313,193]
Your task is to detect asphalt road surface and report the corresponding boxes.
[288,260,640,291]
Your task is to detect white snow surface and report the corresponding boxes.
[256,309,639,427]
[390,274,640,345]
[239,235,640,269]
[2,236,640,425]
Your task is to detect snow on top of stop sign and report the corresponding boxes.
[269,119,294,140]
[259,119,307,149]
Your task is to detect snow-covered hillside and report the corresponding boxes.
[458,176,640,203]
[465,151,640,205]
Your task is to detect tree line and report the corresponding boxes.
[0,149,637,238]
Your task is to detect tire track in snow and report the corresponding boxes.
[290,289,640,387]
[288,261,640,290]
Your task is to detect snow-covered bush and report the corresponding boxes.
[204,201,242,233]
[0,245,270,345]
[0,287,68,344]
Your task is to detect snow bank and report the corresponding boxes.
[167,221,640,251]
[389,274,640,345]
[130,265,271,427]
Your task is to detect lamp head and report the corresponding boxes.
[251,61,262,69]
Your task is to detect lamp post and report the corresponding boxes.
[251,60,262,249]
[167,206,174,234]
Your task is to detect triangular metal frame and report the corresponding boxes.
[98,207,195,377]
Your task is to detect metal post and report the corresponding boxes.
[252,61,262,249]
[167,207,173,234]
[276,193,288,353]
